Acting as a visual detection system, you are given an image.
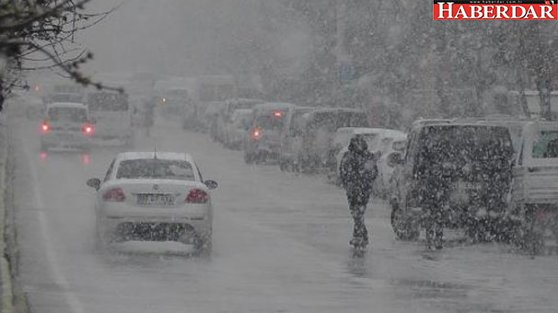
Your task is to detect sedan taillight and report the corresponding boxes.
[185,189,209,203]
[82,123,95,136]
[103,187,126,202]
[251,127,263,140]
[41,121,50,134]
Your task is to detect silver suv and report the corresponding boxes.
[40,102,94,151]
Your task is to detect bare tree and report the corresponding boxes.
[0,0,120,110]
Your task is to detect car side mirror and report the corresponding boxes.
[204,180,218,190]
[387,152,404,167]
[86,178,101,191]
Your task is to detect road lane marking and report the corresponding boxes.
[23,142,85,313]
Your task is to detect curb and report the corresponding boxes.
[0,120,13,313]
[1,120,29,313]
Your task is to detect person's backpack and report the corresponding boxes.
[339,151,351,188]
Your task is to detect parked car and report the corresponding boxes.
[216,98,265,144]
[40,102,95,152]
[509,121,558,254]
[86,152,218,255]
[296,108,370,173]
[244,103,295,164]
[389,119,514,241]
[278,106,315,172]
[223,109,253,149]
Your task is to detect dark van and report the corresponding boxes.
[390,120,514,241]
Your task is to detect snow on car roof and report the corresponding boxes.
[253,102,296,111]
[115,152,194,164]
[524,121,558,131]
[336,127,402,135]
[229,98,265,104]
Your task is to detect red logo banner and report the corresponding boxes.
[433,1,558,20]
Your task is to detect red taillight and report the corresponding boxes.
[82,123,95,136]
[185,189,209,203]
[41,122,49,133]
[103,187,126,202]
[251,128,263,140]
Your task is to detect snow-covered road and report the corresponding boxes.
[11,118,558,313]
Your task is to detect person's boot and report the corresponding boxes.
[434,225,444,250]
[425,225,434,250]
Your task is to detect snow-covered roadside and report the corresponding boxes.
[0,116,15,313]
[0,116,30,313]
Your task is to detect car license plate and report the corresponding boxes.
[137,194,175,206]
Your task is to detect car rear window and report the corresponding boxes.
[47,107,87,122]
[116,159,196,181]
[532,131,558,158]
[417,125,513,173]
[255,113,284,130]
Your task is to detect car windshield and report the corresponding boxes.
[47,107,87,122]
[532,131,558,158]
[116,159,195,180]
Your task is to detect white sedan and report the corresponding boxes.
[86,152,217,255]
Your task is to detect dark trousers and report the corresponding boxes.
[347,189,371,242]
[425,206,444,246]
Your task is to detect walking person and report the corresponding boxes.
[340,135,378,250]
[416,141,451,251]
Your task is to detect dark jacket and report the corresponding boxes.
[340,136,378,194]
